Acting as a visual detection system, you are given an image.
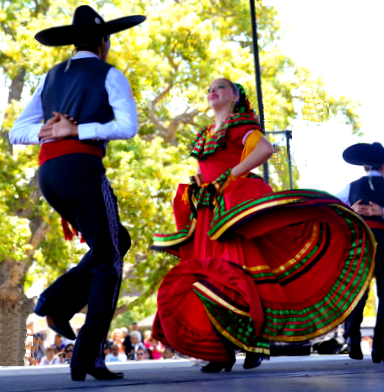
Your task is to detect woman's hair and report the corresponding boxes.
[222,78,240,97]
[111,328,121,341]
[65,344,74,352]
[145,348,153,359]
[130,331,142,341]
[221,79,251,114]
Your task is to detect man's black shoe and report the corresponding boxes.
[34,298,76,341]
[71,367,124,381]
[347,337,363,360]
[47,314,76,341]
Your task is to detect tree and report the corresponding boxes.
[0,0,361,364]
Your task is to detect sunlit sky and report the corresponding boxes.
[265,0,383,194]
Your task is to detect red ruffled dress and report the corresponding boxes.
[152,113,376,362]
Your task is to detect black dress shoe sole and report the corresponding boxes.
[348,352,364,360]
[47,315,76,341]
[71,368,124,381]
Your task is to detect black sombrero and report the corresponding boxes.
[35,5,146,47]
[343,142,384,166]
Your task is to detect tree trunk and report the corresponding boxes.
[0,69,43,366]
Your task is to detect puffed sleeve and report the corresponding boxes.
[227,122,262,147]
[240,130,263,162]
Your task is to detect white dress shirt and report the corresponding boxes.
[9,51,138,145]
[336,170,384,216]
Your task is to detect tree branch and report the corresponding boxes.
[149,82,173,141]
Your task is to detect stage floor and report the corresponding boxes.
[1,355,383,392]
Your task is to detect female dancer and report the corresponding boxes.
[152,79,376,372]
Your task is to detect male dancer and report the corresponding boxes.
[336,142,384,363]
[9,5,145,380]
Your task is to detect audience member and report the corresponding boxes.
[162,347,176,359]
[148,337,164,360]
[145,348,153,360]
[111,328,124,353]
[35,333,46,363]
[122,330,133,359]
[136,347,147,361]
[39,347,61,365]
[131,322,142,341]
[52,334,66,353]
[130,331,145,360]
[105,344,128,362]
[121,327,128,340]
[63,344,74,364]
[143,330,152,348]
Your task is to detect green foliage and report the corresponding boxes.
[0,0,361,319]
[110,295,157,330]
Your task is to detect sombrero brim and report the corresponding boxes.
[35,15,146,47]
[343,143,384,166]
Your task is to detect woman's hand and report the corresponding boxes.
[231,137,274,178]
[38,112,78,142]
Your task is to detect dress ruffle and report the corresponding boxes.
[152,177,376,361]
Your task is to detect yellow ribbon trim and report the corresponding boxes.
[210,198,302,241]
[153,219,197,248]
[263,206,377,342]
[192,282,251,317]
[205,308,270,355]
[271,223,319,274]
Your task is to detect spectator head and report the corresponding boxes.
[46,347,56,361]
[121,327,128,338]
[136,348,146,361]
[65,344,74,360]
[130,331,141,345]
[163,347,175,359]
[149,337,158,346]
[54,334,62,347]
[111,329,122,343]
[144,330,151,340]
[131,322,139,332]
[146,347,153,360]
[111,344,120,357]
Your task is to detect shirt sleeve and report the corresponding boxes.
[9,75,46,145]
[78,67,138,141]
[335,184,350,205]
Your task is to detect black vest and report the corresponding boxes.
[349,176,384,223]
[41,57,114,156]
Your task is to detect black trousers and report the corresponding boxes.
[38,154,131,369]
[344,229,384,351]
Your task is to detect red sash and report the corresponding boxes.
[39,140,103,242]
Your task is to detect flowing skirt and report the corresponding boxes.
[152,178,376,362]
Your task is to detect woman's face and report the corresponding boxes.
[131,336,139,345]
[207,79,238,111]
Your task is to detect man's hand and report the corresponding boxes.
[351,199,384,217]
[38,112,78,142]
